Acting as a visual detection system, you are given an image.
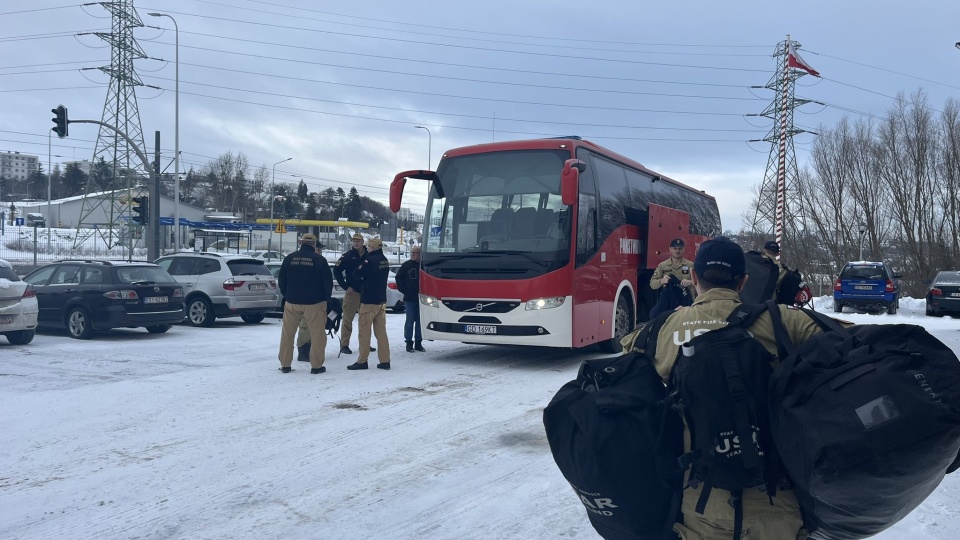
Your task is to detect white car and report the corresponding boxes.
[243,250,287,262]
[0,259,39,344]
[386,264,405,313]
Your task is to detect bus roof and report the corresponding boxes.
[441,137,716,202]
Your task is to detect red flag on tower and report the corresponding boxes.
[787,41,820,77]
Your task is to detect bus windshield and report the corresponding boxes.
[423,149,572,270]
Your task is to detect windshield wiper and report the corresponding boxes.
[422,254,494,267]
[467,250,549,267]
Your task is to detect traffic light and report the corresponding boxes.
[51,105,68,138]
[132,196,149,225]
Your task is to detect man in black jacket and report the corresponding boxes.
[333,233,367,355]
[277,234,334,374]
[396,245,423,352]
[347,237,392,370]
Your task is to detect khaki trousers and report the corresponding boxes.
[340,289,361,347]
[278,301,327,369]
[357,303,390,364]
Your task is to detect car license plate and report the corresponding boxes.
[854,285,872,290]
[950,292,960,298]
[0,315,13,324]
[144,296,168,304]
[250,283,267,291]
[464,324,497,334]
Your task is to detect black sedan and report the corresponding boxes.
[23,260,185,339]
[926,270,960,317]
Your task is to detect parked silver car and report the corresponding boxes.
[0,258,39,344]
[155,253,277,326]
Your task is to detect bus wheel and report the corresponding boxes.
[599,295,632,354]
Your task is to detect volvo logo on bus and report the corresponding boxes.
[466,302,496,312]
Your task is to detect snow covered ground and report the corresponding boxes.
[1,296,958,539]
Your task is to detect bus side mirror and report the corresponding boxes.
[390,174,408,213]
[390,170,441,212]
[561,159,584,206]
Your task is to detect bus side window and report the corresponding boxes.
[577,194,597,265]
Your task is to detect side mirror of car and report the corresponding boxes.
[893,272,903,279]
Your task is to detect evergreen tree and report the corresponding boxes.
[346,187,362,221]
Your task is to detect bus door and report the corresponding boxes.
[638,204,693,322]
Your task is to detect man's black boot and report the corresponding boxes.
[297,342,311,362]
[414,341,425,352]
[406,341,414,352]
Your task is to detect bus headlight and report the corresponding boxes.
[525,297,565,310]
[420,294,439,308]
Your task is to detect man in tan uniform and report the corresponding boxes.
[346,237,392,370]
[650,238,696,299]
[762,240,789,301]
[649,236,834,540]
[334,233,367,355]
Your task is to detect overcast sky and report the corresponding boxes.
[3,0,959,228]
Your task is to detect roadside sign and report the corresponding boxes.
[275,219,286,233]
[15,218,24,226]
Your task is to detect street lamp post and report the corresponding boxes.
[268,157,292,251]
[858,223,866,260]
[148,12,180,250]
[414,125,432,169]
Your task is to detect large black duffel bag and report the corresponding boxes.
[543,314,683,540]
[768,307,960,540]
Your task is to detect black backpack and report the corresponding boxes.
[740,251,779,304]
[543,314,683,540]
[325,296,343,337]
[665,302,783,540]
[775,268,804,306]
[648,274,693,319]
[768,307,960,540]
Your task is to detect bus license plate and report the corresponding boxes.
[143,296,168,304]
[465,324,497,334]
[854,285,872,290]
[249,283,267,291]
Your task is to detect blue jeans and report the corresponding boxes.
[403,300,422,342]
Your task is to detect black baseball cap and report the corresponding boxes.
[669,238,685,248]
[694,236,746,278]
[763,240,780,254]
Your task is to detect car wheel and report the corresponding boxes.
[67,307,95,339]
[4,329,35,345]
[833,301,843,313]
[599,294,631,354]
[146,324,172,334]
[887,300,898,315]
[187,297,215,327]
[393,301,405,314]
[241,313,265,324]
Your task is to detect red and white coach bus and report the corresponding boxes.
[390,137,721,352]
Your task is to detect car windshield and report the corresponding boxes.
[841,265,886,280]
[935,272,960,284]
[115,266,174,284]
[227,260,272,276]
[0,265,20,281]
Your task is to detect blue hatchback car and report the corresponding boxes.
[833,261,902,314]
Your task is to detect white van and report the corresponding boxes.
[25,213,46,227]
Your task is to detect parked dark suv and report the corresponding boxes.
[23,260,185,339]
[833,261,902,314]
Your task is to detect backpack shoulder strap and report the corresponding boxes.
[639,310,675,359]
[725,302,769,328]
